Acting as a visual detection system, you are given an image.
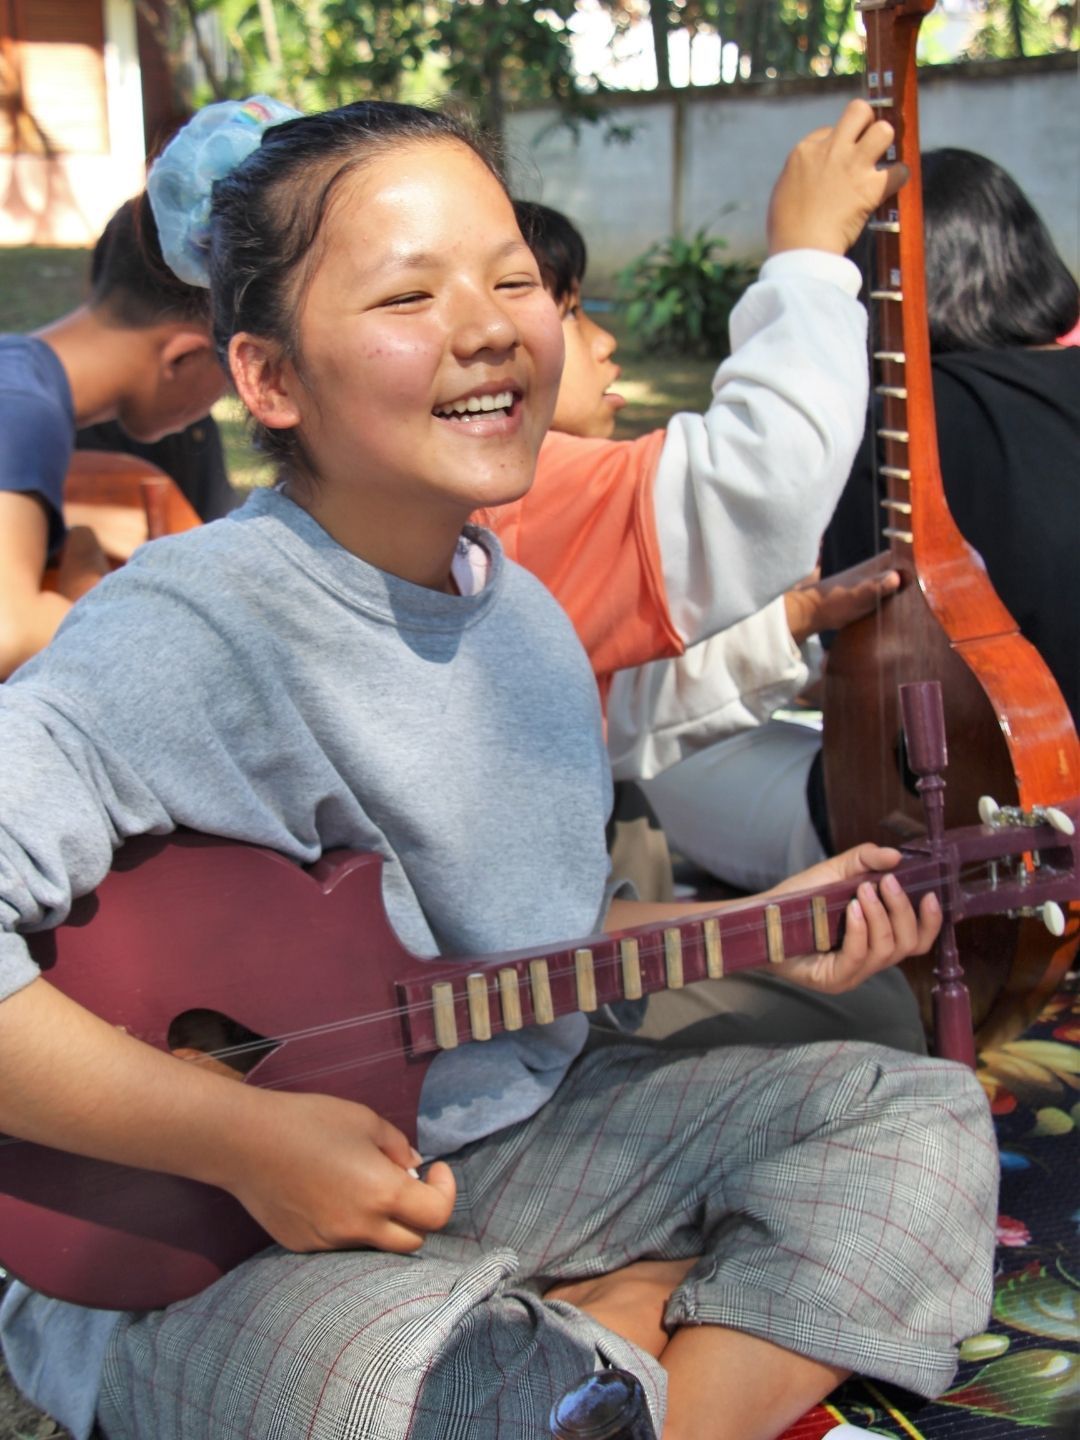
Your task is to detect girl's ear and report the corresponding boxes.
[229,333,302,430]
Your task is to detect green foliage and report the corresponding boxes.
[182,0,597,139]
[957,0,1078,60]
[185,0,435,111]
[0,248,88,332]
[616,228,757,360]
[624,0,861,83]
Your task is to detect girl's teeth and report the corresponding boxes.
[436,390,513,418]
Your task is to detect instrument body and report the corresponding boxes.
[822,0,1080,1046]
[6,798,1080,1311]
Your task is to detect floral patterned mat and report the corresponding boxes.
[782,986,1080,1440]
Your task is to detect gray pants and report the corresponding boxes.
[620,966,928,1055]
[99,1041,996,1439]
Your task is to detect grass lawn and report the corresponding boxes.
[0,246,89,331]
[0,247,717,491]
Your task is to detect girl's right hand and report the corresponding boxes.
[220,1089,457,1254]
[767,98,908,258]
[0,979,455,1261]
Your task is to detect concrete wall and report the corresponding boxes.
[507,54,1080,294]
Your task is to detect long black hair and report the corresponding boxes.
[921,147,1079,352]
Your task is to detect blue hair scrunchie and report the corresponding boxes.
[147,95,302,288]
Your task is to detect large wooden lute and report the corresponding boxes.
[4,684,1080,1310]
[822,0,1080,1052]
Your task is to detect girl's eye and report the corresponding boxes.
[497,277,539,293]
[380,292,429,309]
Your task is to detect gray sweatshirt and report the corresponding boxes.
[0,492,613,1435]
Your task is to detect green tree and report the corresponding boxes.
[959,0,1078,59]
[623,0,1074,88]
[177,0,607,143]
[178,0,433,110]
[619,1,860,88]
[429,0,585,138]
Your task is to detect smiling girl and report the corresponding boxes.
[0,100,995,1440]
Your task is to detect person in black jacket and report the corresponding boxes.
[822,147,1080,724]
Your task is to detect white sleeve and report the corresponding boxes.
[653,249,867,645]
[607,597,821,782]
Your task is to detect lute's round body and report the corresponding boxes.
[825,577,1080,1049]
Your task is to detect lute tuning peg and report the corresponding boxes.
[977,796,1075,837]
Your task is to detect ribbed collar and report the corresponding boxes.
[229,486,504,633]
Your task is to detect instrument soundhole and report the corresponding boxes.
[167,1008,273,1077]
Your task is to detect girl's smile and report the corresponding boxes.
[431,380,523,433]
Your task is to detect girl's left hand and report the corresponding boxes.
[765,844,941,993]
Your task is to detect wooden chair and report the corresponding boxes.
[42,451,202,591]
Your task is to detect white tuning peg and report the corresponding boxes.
[978,795,1001,827]
[1040,806,1075,837]
[1041,902,1066,937]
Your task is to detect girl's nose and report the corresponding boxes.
[451,297,519,359]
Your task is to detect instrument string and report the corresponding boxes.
[164,861,1001,1053]
[867,6,902,815]
[0,857,1051,1142]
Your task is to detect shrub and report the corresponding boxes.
[616,229,758,358]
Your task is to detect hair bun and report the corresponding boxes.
[147,95,302,287]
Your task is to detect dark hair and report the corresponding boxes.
[208,100,503,477]
[512,200,587,306]
[921,148,1079,352]
[90,196,210,328]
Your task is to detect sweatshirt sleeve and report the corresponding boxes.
[0,695,173,1000]
[481,250,866,693]
[653,249,867,645]
[0,539,282,1003]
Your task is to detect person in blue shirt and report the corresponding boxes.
[0,196,226,678]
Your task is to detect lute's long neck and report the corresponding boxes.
[859,1,1015,633]
[861,0,939,568]
[397,858,932,1058]
[396,793,1080,1064]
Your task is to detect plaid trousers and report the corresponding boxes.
[98,1040,997,1440]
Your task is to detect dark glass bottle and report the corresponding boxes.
[549,1367,658,1439]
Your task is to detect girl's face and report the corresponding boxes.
[272,139,564,540]
[550,282,624,440]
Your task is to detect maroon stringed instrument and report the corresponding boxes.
[3,684,1080,1311]
[822,0,1080,1050]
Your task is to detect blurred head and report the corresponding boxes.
[89,197,224,442]
[921,148,1079,352]
[514,200,624,439]
[91,197,209,329]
